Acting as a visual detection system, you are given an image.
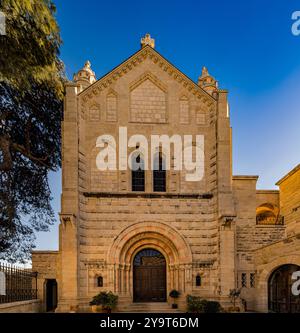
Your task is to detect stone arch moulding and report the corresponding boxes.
[258,255,300,286]
[255,255,300,312]
[107,221,192,266]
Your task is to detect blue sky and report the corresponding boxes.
[35,0,300,250]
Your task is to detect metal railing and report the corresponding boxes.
[256,215,284,225]
[0,262,37,304]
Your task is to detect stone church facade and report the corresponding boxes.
[32,35,300,313]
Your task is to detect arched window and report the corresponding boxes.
[256,203,282,225]
[131,153,145,191]
[97,276,103,287]
[153,152,166,192]
[196,274,201,287]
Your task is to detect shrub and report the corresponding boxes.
[205,301,222,313]
[89,291,118,311]
[169,290,180,299]
[186,295,222,313]
[186,295,206,313]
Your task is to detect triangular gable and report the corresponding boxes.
[80,45,216,108]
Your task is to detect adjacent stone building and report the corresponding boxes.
[32,35,300,313]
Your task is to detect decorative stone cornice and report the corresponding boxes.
[192,260,215,268]
[82,191,213,199]
[219,215,236,228]
[83,260,106,269]
[79,46,216,108]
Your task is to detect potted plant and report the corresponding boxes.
[169,289,180,309]
[228,288,241,312]
[89,291,118,313]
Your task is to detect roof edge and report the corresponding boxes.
[77,45,217,103]
[256,189,279,194]
[232,175,259,180]
[276,164,300,185]
[32,250,59,254]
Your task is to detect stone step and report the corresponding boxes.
[117,302,183,313]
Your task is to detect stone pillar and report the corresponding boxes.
[175,265,179,291]
[169,265,174,290]
[129,267,133,297]
[216,90,236,299]
[57,214,79,312]
[108,265,114,291]
[216,91,234,217]
[124,265,130,295]
[115,265,119,293]
[120,265,125,294]
[185,264,192,293]
[56,83,80,312]
[219,217,236,296]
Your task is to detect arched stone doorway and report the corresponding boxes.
[106,221,193,300]
[133,248,166,302]
[268,264,300,313]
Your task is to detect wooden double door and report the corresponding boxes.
[133,249,166,302]
[268,264,300,313]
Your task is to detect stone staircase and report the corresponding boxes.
[117,302,183,313]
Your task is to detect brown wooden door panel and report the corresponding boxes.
[133,249,167,302]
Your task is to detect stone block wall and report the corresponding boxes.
[130,78,166,123]
[254,234,300,312]
[77,194,220,304]
[0,300,41,313]
[277,165,300,236]
[233,177,285,310]
[32,251,59,310]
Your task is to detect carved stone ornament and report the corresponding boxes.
[59,213,76,228]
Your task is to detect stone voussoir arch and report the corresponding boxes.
[107,221,192,266]
[255,255,300,312]
[258,255,300,286]
[119,233,177,266]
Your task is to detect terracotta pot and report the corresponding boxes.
[91,305,103,313]
[103,306,112,313]
[227,306,240,313]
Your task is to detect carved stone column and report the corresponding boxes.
[185,264,192,293]
[108,264,114,291]
[169,265,174,291]
[124,265,130,295]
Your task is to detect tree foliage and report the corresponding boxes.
[0,0,64,94]
[0,0,65,262]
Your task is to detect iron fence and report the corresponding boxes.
[0,262,37,304]
[256,215,285,225]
